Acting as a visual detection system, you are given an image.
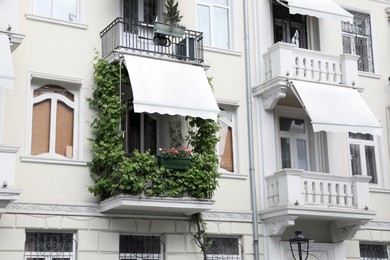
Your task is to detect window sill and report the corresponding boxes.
[358,71,381,80]
[369,187,390,194]
[25,14,88,30]
[204,46,242,57]
[20,156,88,166]
[219,172,247,180]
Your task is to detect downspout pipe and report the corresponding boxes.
[243,0,260,260]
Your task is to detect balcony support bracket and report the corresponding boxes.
[263,216,297,236]
[253,77,288,111]
[330,220,369,242]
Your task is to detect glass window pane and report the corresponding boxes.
[210,0,228,5]
[219,123,234,172]
[197,5,211,46]
[205,237,239,255]
[350,144,362,175]
[56,101,74,158]
[297,139,308,170]
[128,110,141,153]
[280,117,305,133]
[52,0,77,21]
[31,100,51,155]
[32,0,51,17]
[213,7,229,49]
[365,145,377,183]
[349,132,373,141]
[144,114,157,155]
[120,235,161,254]
[281,137,291,169]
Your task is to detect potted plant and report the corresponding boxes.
[153,0,185,38]
[157,147,192,170]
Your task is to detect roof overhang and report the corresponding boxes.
[292,81,382,135]
[123,55,219,120]
[0,33,14,89]
[279,0,353,23]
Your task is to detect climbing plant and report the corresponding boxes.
[88,56,220,200]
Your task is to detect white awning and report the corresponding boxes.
[292,81,382,135]
[0,34,14,89]
[284,0,353,23]
[123,55,219,120]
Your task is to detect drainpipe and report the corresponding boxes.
[243,0,260,260]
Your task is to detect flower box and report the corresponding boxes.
[157,156,191,170]
[153,22,185,38]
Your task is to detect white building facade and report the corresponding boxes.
[0,0,389,260]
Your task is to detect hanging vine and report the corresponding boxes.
[88,55,220,200]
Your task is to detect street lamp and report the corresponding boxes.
[289,230,309,260]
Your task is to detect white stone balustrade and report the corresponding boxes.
[266,169,371,210]
[263,42,359,86]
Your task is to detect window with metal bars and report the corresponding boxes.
[360,244,389,260]
[24,232,77,260]
[205,237,241,260]
[119,235,163,260]
[342,11,374,73]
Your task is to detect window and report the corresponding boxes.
[279,117,309,170]
[360,243,389,260]
[342,11,374,73]
[197,0,231,49]
[24,232,76,260]
[123,0,159,24]
[122,103,159,155]
[273,2,308,49]
[218,106,236,173]
[119,235,163,260]
[349,133,378,184]
[31,0,79,22]
[205,237,241,260]
[31,85,76,159]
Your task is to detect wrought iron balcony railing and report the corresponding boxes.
[100,18,204,64]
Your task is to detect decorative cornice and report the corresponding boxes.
[6,201,254,222]
[362,221,390,231]
[7,201,100,216]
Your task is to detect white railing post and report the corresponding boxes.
[275,169,304,206]
[351,175,371,209]
[340,53,359,87]
[0,145,19,186]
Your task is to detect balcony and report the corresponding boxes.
[100,18,204,64]
[261,169,375,242]
[263,42,359,87]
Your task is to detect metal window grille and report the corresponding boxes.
[360,244,389,260]
[205,237,241,260]
[24,232,77,260]
[341,11,374,73]
[119,235,164,260]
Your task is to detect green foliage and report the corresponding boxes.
[88,55,219,200]
[162,0,183,26]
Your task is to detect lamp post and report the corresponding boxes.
[289,230,309,260]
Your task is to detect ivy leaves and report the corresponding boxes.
[88,56,220,200]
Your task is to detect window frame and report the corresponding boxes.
[196,0,232,50]
[122,0,161,24]
[218,104,238,174]
[348,132,380,184]
[23,72,85,165]
[341,10,374,73]
[275,106,312,171]
[24,231,77,260]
